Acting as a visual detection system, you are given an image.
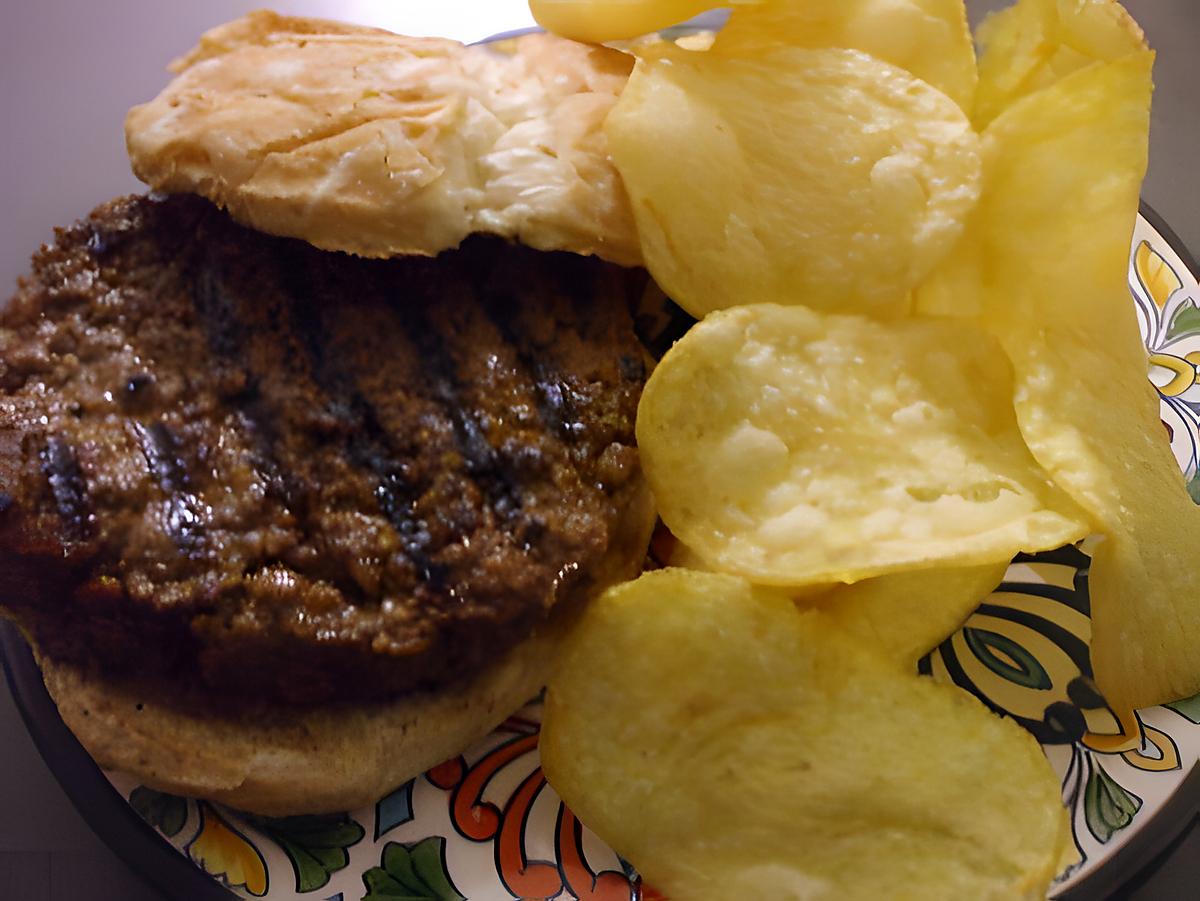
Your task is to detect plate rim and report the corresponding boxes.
[0,622,229,900]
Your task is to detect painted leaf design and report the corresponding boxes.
[1167,300,1200,341]
[250,813,365,893]
[1166,693,1200,724]
[361,837,464,901]
[1137,240,1183,309]
[1084,759,1142,843]
[189,804,269,897]
[962,627,1052,690]
[129,786,188,838]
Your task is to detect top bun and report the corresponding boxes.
[126,11,642,266]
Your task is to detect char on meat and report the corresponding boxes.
[0,195,648,705]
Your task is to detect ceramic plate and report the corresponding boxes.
[0,205,1196,901]
[3,12,1199,891]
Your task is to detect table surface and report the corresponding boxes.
[1,2,1197,899]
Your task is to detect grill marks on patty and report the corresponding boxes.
[0,194,648,704]
[40,437,90,543]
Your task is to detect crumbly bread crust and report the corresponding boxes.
[126,11,642,266]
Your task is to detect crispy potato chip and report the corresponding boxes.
[668,538,1006,669]
[637,303,1089,585]
[973,0,1146,127]
[916,54,1188,709]
[542,568,1071,900]
[672,29,716,50]
[529,0,727,44]
[664,537,834,608]
[662,538,714,572]
[813,562,1008,670]
[715,0,977,112]
[605,44,981,318]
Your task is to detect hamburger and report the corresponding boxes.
[0,12,655,816]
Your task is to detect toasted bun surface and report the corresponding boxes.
[38,481,654,816]
[126,11,642,266]
[41,617,553,817]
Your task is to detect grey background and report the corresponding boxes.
[0,2,1196,899]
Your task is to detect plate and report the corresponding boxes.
[4,10,1200,895]
[1,204,1197,901]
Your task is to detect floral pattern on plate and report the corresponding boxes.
[107,212,1200,899]
[108,708,638,900]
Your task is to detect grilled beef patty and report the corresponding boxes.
[0,194,649,705]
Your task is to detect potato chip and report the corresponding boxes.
[662,538,713,572]
[542,568,1071,900]
[813,562,1008,670]
[605,44,981,318]
[671,29,716,51]
[665,538,831,612]
[669,538,1006,670]
[636,303,1089,585]
[915,54,1190,709]
[714,0,977,112]
[973,0,1146,127]
[529,0,727,44]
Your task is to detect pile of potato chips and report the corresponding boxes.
[530,0,1189,898]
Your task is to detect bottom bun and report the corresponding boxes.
[38,484,655,816]
[40,625,553,817]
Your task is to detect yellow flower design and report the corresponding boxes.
[187,802,268,897]
[1135,240,1183,308]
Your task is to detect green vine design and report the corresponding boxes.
[129,786,188,838]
